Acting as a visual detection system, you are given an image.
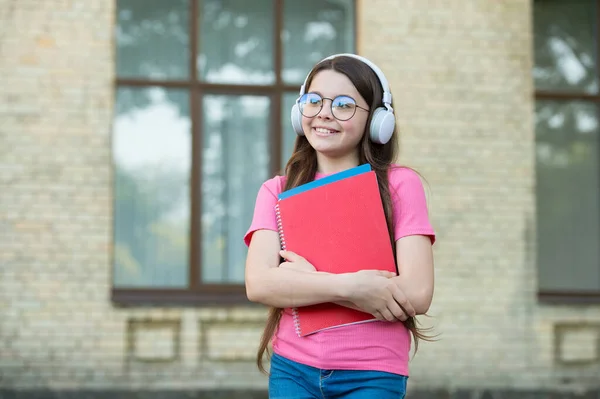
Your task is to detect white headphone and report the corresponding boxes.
[290,53,396,145]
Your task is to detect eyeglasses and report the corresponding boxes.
[298,92,369,121]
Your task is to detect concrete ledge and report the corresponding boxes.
[1,390,600,399]
[0,392,267,399]
[409,390,600,399]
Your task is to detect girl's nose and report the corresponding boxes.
[318,100,334,120]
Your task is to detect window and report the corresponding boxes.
[112,0,356,304]
[534,0,600,302]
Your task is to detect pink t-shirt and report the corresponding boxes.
[243,165,435,376]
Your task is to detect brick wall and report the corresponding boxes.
[1,0,599,395]
[1,0,118,387]
[358,0,600,392]
[0,0,267,390]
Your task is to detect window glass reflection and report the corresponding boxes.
[536,100,600,291]
[283,0,355,84]
[202,95,271,283]
[198,0,274,84]
[534,0,597,93]
[117,0,190,79]
[113,87,191,288]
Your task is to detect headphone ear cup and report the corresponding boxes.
[369,107,396,144]
[291,103,304,136]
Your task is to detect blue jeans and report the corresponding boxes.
[269,353,408,399]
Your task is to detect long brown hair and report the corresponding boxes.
[256,56,434,374]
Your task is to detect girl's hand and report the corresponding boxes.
[278,250,317,273]
[342,270,416,322]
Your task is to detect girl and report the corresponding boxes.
[244,53,435,399]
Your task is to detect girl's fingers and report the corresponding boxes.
[278,261,291,269]
[386,299,408,322]
[373,310,385,321]
[391,287,416,318]
[378,308,397,322]
[279,250,304,262]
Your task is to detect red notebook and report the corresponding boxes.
[275,164,397,337]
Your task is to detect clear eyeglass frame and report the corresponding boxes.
[298,92,369,121]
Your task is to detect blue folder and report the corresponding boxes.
[278,163,372,201]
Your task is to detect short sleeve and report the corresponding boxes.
[390,167,436,244]
[243,176,284,247]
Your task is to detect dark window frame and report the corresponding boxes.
[535,0,600,304]
[111,0,357,306]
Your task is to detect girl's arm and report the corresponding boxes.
[245,229,399,312]
[245,229,354,308]
[392,235,434,315]
[335,235,433,317]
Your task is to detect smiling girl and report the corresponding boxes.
[244,54,436,399]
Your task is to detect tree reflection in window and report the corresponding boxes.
[112,0,355,293]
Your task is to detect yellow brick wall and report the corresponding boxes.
[1,0,599,393]
[358,0,600,391]
[1,0,118,386]
[0,0,266,389]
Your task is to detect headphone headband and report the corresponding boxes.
[298,53,393,109]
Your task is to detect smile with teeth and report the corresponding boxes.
[314,127,339,136]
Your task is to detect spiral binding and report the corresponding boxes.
[275,202,303,337]
[291,308,302,337]
[274,203,286,251]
